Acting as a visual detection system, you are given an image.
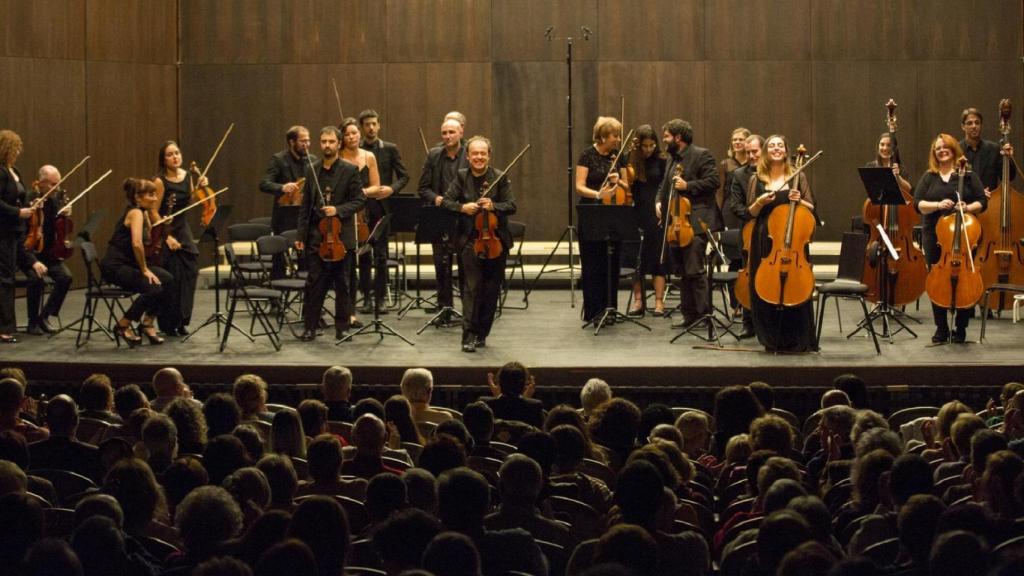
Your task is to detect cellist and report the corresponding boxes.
[442,136,515,353]
[913,134,986,343]
[22,165,73,335]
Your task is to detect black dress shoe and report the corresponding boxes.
[462,340,476,353]
[951,330,967,344]
[359,302,373,314]
[25,325,43,336]
[38,317,57,334]
[176,326,189,336]
[336,330,348,340]
[376,302,389,315]
[931,330,950,343]
[350,319,364,329]
[299,330,316,342]
[474,336,486,348]
[671,317,698,329]
[738,329,756,340]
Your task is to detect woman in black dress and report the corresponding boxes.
[745,135,817,352]
[339,117,381,329]
[100,178,174,347]
[623,124,668,316]
[576,116,624,323]
[154,140,202,338]
[0,130,44,344]
[913,134,986,343]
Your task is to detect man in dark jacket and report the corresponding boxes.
[28,395,103,483]
[260,125,316,279]
[479,361,543,428]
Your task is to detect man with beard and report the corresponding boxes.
[260,126,316,279]
[959,107,1015,199]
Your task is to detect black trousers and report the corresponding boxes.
[24,257,72,324]
[102,263,173,322]
[358,236,389,305]
[432,235,455,308]
[670,235,710,320]
[0,234,19,334]
[932,302,971,336]
[458,242,506,339]
[303,251,352,333]
[157,248,198,332]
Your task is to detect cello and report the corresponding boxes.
[754,146,822,307]
[925,157,984,316]
[861,99,927,306]
[976,99,1024,309]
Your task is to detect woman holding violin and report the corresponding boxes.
[153,140,202,338]
[442,136,516,353]
[576,116,625,323]
[914,134,986,343]
[745,135,817,352]
[624,124,668,316]
[100,178,173,347]
[339,117,383,328]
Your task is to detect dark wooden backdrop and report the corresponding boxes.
[3,0,1022,257]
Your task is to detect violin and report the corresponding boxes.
[976,98,1024,309]
[861,99,927,306]
[602,136,637,206]
[189,161,218,227]
[145,180,174,267]
[49,169,112,261]
[23,155,89,254]
[317,186,346,262]
[356,209,370,244]
[473,179,503,260]
[753,146,819,307]
[925,157,984,310]
[663,164,694,252]
[277,177,306,206]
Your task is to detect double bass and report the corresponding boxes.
[976,99,1024,309]
[754,147,821,307]
[925,158,984,313]
[861,99,927,306]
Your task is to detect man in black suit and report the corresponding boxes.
[296,126,366,341]
[480,361,543,428]
[260,125,315,279]
[28,395,103,484]
[655,119,721,328]
[418,118,467,323]
[357,110,409,315]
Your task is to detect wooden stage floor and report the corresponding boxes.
[4,286,1021,393]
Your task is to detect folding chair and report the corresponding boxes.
[62,241,135,348]
[814,232,881,353]
[220,243,282,352]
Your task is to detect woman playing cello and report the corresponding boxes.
[745,135,817,352]
[913,134,986,343]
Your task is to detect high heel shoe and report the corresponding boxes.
[114,323,142,348]
[140,324,165,345]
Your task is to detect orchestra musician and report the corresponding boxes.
[727,133,764,339]
[959,107,1016,199]
[358,109,409,315]
[719,127,751,227]
[100,178,173,347]
[576,116,624,323]
[260,126,315,279]
[866,132,913,196]
[744,135,817,352]
[655,119,721,329]
[913,134,986,343]
[418,118,467,323]
[22,165,73,335]
[154,141,202,339]
[339,116,382,329]
[296,126,366,341]
[623,124,668,317]
[0,130,45,344]
[441,136,516,353]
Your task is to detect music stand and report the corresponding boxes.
[184,205,251,342]
[849,167,920,342]
[671,228,739,346]
[410,205,463,332]
[389,196,431,316]
[578,204,650,335]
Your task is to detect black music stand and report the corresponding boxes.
[184,204,251,342]
[671,228,739,346]
[411,205,463,333]
[849,167,920,342]
[390,196,432,316]
[337,214,414,346]
[578,204,650,335]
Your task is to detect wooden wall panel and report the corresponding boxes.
[810,0,915,61]
[86,0,177,64]
[491,0,598,62]
[597,0,703,61]
[597,61,706,141]
[704,0,812,61]
[0,0,85,59]
[913,0,1022,61]
[386,0,491,63]
[915,61,1024,148]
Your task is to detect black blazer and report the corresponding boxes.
[361,139,409,222]
[297,159,366,250]
[657,144,723,233]
[441,166,516,250]
[481,395,545,429]
[418,145,467,205]
[0,166,27,233]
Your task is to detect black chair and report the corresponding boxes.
[221,242,282,352]
[256,235,306,331]
[712,229,742,318]
[500,220,529,311]
[30,469,98,507]
[227,222,273,282]
[248,216,273,227]
[814,232,881,353]
[66,242,135,348]
[979,283,1024,342]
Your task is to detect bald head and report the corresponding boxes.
[821,389,851,409]
[152,368,185,398]
[46,394,79,436]
[353,413,387,456]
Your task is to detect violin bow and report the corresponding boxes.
[58,169,113,215]
[332,78,345,122]
[479,144,531,199]
[954,157,976,273]
[418,127,430,155]
[597,128,635,194]
[34,155,90,206]
[153,187,229,226]
[197,123,235,183]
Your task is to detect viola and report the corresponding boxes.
[278,177,306,206]
[976,98,1024,309]
[861,99,927,306]
[49,169,111,261]
[22,155,89,254]
[753,146,819,307]
[926,158,984,310]
[473,179,503,260]
[602,136,637,206]
[664,164,694,248]
[189,161,218,227]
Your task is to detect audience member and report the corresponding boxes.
[320,366,354,422]
[165,397,208,455]
[579,378,612,421]
[372,508,442,576]
[233,374,273,424]
[342,414,404,479]
[0,378,48,442]
[150,367,200,413]
[481,362,543,428]
[78,373,122,425]
[401,368,451,425]
[27,394,103,482]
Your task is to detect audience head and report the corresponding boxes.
[233,374,269,419]
[971,429,1008,477]
[950,413,986,459]
[853,427,903,459]
[0,378,25,420]
[590,397,642,450]
[353,414,388,456]
[638,403,674,441]
[749,414,794,455]
[177,485,244,558]
[498,454,543,508]
[820,390,851,409]
[714,385,765,439]
[353,397,385,420]
[255,539,318,576]
[70,515,126,576]
[648,423,684,450]
[0,492,43,567]
[152,367,187,399]
[852,448,894,506]
[777,541,836,576]
[675,410,711,458]
[165,396,208,451]
[204,434,250,486]
[103,457,165,534]
[22,538,83,576]
[366,472,407,523]
[113,384,148,422]
[140,412,178,467]
[437,467,490,533]
[436,419,473,453]
[224,466,271,515]
[756,455,801,500]
[748,381,775,410]
[496,361,530,397]
[580,378,612,418]
[419,434,468,477]
[724,433,753,467]
[270,409,306,459]
[233,425,265,462]
[756,510,812,575]
[935,400,973,443]
[786,495,832,543]
[850,410,889,446]
[897,494,946,564]
[462,401,494,447]
[819,405,857,442]
[162,456,209,511]
[307,434,344,483]
[833,374,869,409]
[256,454,298,508]
[288,495,350,576]
[384,394,422,445]
[593,524,659,576]
[615,459,665,526]
[73,493,124,529]
[44,394,79,437]
[79,373,114,412]
[403,467,438,513]
[929,530,988,576]
[320,366,352,401]
[889,453,934,506]
[372,508,442,575]
[400,368,434,404]
[764,477,808,513]
[422,532,482,576]
[204,393,242,438]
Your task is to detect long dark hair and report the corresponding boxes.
[157,140,179,173]
[627,124,660,183]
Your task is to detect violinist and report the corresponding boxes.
[22,165,73,335]
[913,134,986,343]
[654,119,721,329]
[726,134,764,339]
[0,130,45,344]
[260,126,315,279]
[959,108,1015,198]
[153,141,202,339]
[296,126,366,341]
[417,118,467,323]
[358,109,408,315]
[624,125,668,317]
[745,135,816,352]
[99,178,173,347]
[441,136,515,353]
[576,116,624,324]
